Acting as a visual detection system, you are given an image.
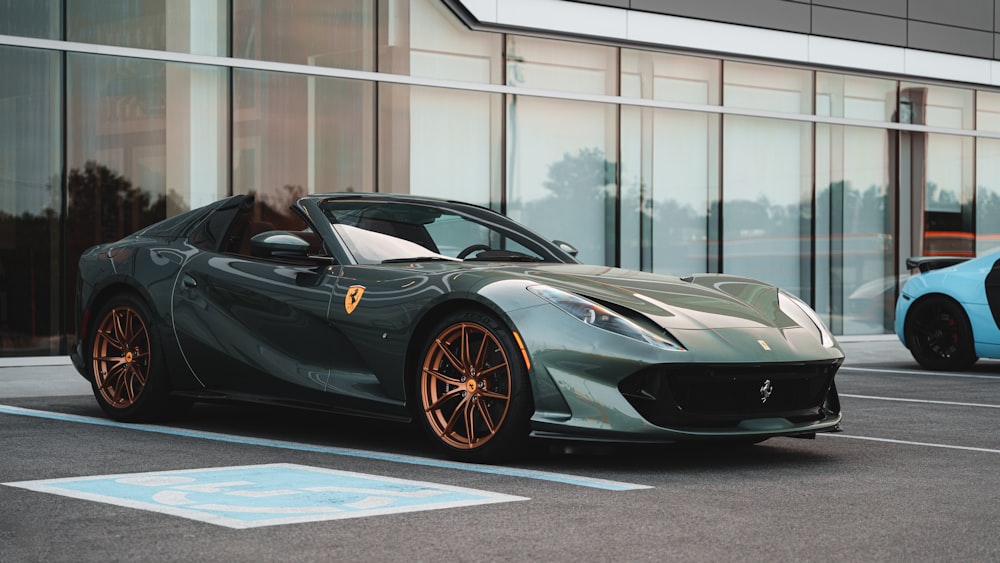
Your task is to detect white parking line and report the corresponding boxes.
[0,404,650,491]
[840,366,1000,380]
[821,433,1000,455]
[840,393,1000,409]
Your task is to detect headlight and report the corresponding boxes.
[527,285,685,351]
[778,290,836,348]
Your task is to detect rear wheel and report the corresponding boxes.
[88,294,173,421]
[905,296,977,371]
[416,310,532,462]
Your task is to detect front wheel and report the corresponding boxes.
[905,296,978,371]
[415,310,532,462]
[87,294,174,421]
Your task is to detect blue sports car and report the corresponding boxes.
[895,252,1000,370]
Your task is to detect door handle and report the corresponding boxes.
[182,275,198,289]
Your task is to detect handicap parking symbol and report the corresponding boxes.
[4,463,528,528]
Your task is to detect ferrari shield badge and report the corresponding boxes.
[345,285,366,314]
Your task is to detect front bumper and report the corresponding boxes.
[618,359,841,430]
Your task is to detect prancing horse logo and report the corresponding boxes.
[345,285,366,314]
[759,379,773,404]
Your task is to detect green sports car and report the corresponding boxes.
[71,193,843,461]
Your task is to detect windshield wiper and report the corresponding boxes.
[381,256,459,264]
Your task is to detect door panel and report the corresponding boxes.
[171,253,363,401]
[326,265,449,402]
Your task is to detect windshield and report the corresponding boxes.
[333,224,458,264]
[318,198,574,265]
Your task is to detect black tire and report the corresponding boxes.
[415,310,533,462]
[87,293,174,421]
[905,296,978,371]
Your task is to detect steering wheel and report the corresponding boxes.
[456,244,491,259]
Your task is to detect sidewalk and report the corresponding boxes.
[0,357,90,398]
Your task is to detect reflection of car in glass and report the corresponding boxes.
[846,274,908,328]
[895,252,1000,370]
[71,193,844,462]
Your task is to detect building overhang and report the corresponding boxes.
[446,0,1000,88]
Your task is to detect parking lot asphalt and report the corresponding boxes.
[2,335,998,562]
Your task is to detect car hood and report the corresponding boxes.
[487,264,807,333]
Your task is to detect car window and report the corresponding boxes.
[190,204,240,252]
[320,198,572,265]
[207,198,329,262]
[424,215,490,257]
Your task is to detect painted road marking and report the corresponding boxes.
[821,433,1000,455]
[840,393,1000,409]
[4,463,528,529]
[840,366,1000,380]
[0,405,650,491]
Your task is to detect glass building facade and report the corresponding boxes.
[3,0,1000,356]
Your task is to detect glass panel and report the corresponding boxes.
[815,124,894,335]
[67,53,228,319]
[0,47,61,356]
[620,50,720,273]
[723,116,812,300]
[234,68,374,209]
[68,0,227,56]
[621,49,720,104]
[976,138,1000,254]
[621,107,719,274]
[234,0,373,70]
[505,37,618,264]
[379,84,500,208]
[920,133,975,256]
[507,36,617,96]
[976,90,1000,133]
[816,73,896,122]
[724,62,812,114]
[507,96,617,266]
[379,0,502,83]
[0,0,60,38]
[899,83,973,129]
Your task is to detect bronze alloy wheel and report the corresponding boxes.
[91,304,152,409]
[420,321,513,451]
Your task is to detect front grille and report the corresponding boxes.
[618,360,841,429]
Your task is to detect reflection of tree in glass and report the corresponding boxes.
[255,184,307,228]
[521,148,616,264]
[3,161,182,354]
[925,182,962,211]
[978,189,1000,239]
[718,182,890,239]
[66,161,168,246]
[0,187,59,353]
[814,182,889,235]
[63,161,178,350]
[542,147,616,199]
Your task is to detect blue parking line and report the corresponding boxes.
[0,404,650,491]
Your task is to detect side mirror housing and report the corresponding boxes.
[553,239,579,257]
[250,231,310,259]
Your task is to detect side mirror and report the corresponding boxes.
[250,231,310,259]
[553,239,578,257]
